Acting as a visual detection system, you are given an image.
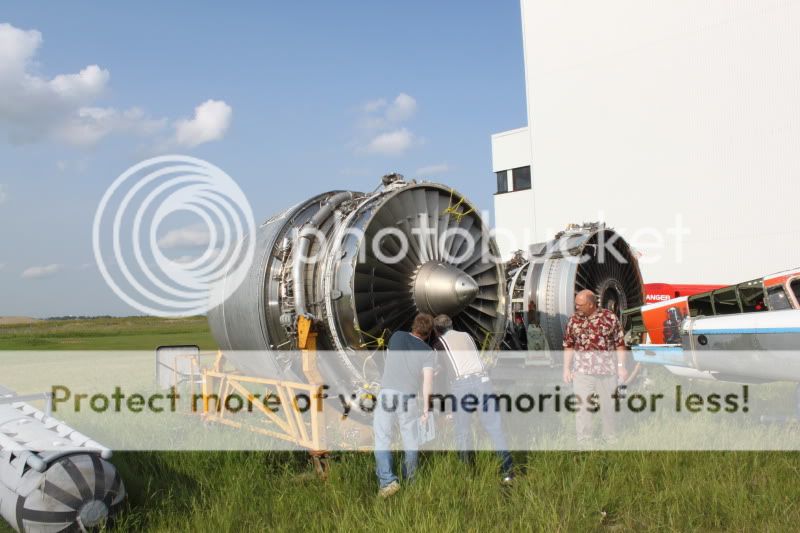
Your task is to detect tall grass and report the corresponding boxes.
[107,450,800,532]
[2,318,799,532]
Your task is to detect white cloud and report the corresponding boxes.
[173,100,232,148]
[0,262,5,271]
[0,22,164,146]
[0,22,40,73]
[358,92,417,130]
[48,65,109,100]
[54,106,166,147]
[364,128,415,156]
[158,224,211,249]
[0,184,6,204]
[0,23,115,144]
[0,23,230,149]
[415,163,450,177]
[385,93,417,122]
[362,98,387,113]
[355,93,419,156]
[21,264,61,279]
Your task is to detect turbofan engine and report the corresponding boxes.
[208,176,507,392]
[506,222,645,349]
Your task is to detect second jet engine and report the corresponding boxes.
[506,222,645,349]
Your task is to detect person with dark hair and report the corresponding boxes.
[373,313,435,498]
[432,314,514,484]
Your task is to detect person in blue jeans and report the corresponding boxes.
[373,313,435,498]
[432,314,513,483]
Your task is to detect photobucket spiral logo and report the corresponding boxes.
[92,156,256,317]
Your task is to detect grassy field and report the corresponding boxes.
[0,316,216,351]
[2,318,800,532]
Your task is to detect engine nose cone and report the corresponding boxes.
[454,272,480,307]
[413,261,479,317]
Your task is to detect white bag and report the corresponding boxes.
[418,415,436,445]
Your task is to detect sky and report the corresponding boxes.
[0,2,527,317]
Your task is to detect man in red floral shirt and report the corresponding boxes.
[562,289,628,444]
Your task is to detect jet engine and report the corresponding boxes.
[208,176,507,391]
[506,222,645,349]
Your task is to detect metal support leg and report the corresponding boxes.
[310,451,330,480]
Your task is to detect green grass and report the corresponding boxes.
[2,318,800,532]
[0,316,216,350]
[110,450,800,532]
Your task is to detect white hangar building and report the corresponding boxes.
[492,0,800,286]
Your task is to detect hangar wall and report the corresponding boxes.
[493,0,800,284]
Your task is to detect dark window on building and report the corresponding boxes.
[512,166,531,191]
[496,171,508,193]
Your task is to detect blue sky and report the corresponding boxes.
[0,2,526,317]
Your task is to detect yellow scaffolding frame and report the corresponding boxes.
[165,316,375,476]
[200,369,327,452]
[190,316,334,475]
